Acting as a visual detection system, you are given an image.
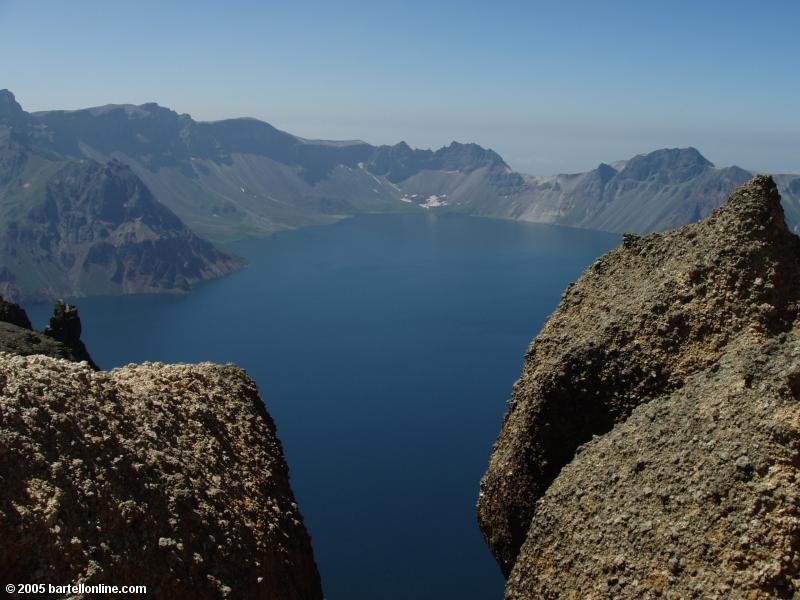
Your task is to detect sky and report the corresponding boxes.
[1,0,798,174]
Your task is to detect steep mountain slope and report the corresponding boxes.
[25,96,515,240]
[0,92,241,301]
[508,149,757,233]
[5,90,799,244]
[478,175,800,597]
[8,90,796,240]
[0,158,240,301]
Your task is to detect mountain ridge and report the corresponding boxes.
[3,89,800,302]
[0,92,242,301]
[12,90,793,243]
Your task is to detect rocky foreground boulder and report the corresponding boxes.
[478,175,800,598]
[0,356,322,599]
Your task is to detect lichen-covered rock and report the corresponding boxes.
[0,355,322,599]
[478,175,800,597]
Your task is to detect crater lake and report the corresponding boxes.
[27,213,619,599]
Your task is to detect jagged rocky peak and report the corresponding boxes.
[617,146,714,183]
[595,161,618,183]
[478,174,800,597]
[43,299,96,368]
[0,90,30,138]
[435,141,509,170]
[0,297,97,367]
[44,300,80,341]
[0,89,24,117]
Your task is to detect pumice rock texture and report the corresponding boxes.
[0,356,323,599]
[478,175,800,598]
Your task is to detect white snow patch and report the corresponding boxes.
[421,195,448,209]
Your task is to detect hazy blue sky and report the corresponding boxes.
[1,0,798,174]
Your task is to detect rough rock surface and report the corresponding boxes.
[0,356,322,599]
[478,175,800,597]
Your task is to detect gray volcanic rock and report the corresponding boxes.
[23,96,514,240]
[0,356,322,599]
[0,294,31,329]
[507,331,800,599]
[0,296,96,367]
[0,157,241,301]
[43,299,97,368]
[5,90,800,241]
[509,149,769,234]
[478,175,800,597]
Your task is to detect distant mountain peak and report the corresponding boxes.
[596,162,618,183]
[435,141,509,170]
[0,89,24,118]
[0,89,19,104]
[618,147,714,184]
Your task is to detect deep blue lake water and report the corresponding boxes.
[27,213,618,600]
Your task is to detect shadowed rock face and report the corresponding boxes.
[0,295,31,329]
[0,158,242,302]
[0,356,323,599]
[478,175,800,597]
[43,299,97,368]
[0,296,96,368]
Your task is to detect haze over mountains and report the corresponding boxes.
[1,88,799,301]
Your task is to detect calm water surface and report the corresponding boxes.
[27,213,618,600]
